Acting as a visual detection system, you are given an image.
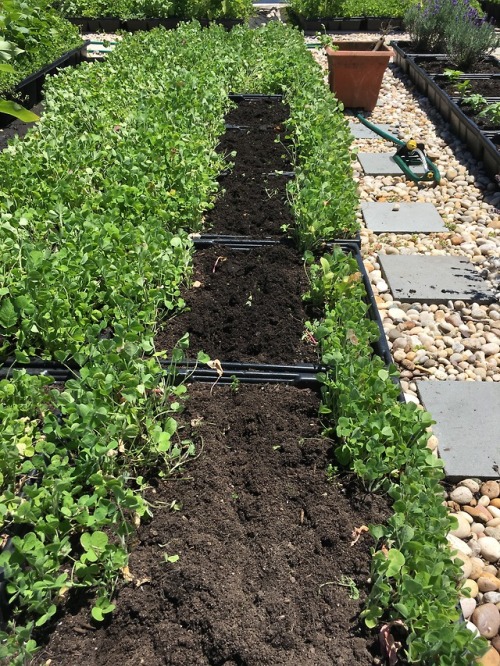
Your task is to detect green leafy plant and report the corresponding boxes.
[479,101,500,124]
[462,92,487,111]
[404,0,498,69]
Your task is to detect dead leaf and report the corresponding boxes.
[346,329,359,346]
[135,577,151,588]
[379,620,407,666]
[121,566,134,583]
[207,359,223,377]
[350,524,369,546]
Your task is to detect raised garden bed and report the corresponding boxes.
[32,382,392,666]
[392,42,500,178]
[286,8,403,32]
[0,43,89,128]
[66,16,243,31]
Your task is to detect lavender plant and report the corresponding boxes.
[404,0,498,68]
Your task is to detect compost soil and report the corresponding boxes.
[206,98,295,238]
[415,58,500,75]
[155,244,318,364]
[34,384,391,666]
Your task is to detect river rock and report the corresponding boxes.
[462,578,479,598]
[448,533,473,556]
[470,557,485,580]
[484,591,500,604]
[485,527,500,541]
[479,537,500,563]
[477,573,500,592]
[482,482,500,499]
[464,505,494,523]
[450,513,473,539]
[451,486,474,505]
[471,603,500,638]
[460,596,477,619]
[460,479,481,494]
[477,647,500,666]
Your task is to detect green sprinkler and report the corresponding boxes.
[355,113,441,185]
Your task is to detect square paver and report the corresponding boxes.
[417,381,500,480]
[361,202,447,233]
[379,255,495,304]
[358,152,428,177]
[349,122,392,140]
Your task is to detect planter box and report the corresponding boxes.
[392,49,500,179]
[0,43,89,128]
[286,9,402,31]
[326,42,393,111]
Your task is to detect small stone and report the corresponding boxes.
[484,591,500,604]
[460,479,481,494]
[485,527,500,541]
[455,552,473,579]
[471,602,500,638]
[479,537,500,563]
[492,499,500,509]
[479,496,492,507]
[482,482,500,500]
[462,578,479,598]
[477,646,500,666]
[472,523,486,535]
[460,596,477,619]
[464,505,494,524]
[450,487,474,505]
[450,513,472,539]
[376,280,388,293]
[448,533,473,556]
[490,507,500,519]
[483,343,500,356]
[387,307,407,322]
[488,518,500,528]
[470,557,485,580]
[477,573,500,592]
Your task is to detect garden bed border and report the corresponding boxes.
[392,42,500,179]
[0,42,89,128]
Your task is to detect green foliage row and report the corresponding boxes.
[0,0,82,94]
[288,0,411,20]
[302,253,488,663]
[0,22,357,365]
[54,0,254,20]
[0,23,358,663]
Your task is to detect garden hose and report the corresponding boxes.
[355,113,441,184]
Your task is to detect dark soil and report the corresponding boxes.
[433,78,500,132]
[415,57,500,75]
[155,244,318,364]
[0,102,43,151]
[206,98,295,238]
[34,384,391,666]
[437,77,500,99]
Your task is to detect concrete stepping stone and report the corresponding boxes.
[358,152,428,177]
[417,380,500,480]
[349,122,392,140]
[379,255,495,304]
[361,202,447,233]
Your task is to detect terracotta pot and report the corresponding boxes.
[326,42,393,111]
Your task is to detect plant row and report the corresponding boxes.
[306,259,487,662]
[53,0,254,20]
[288,0,412,20]
[0,22,360,663]
[0,0,82,96]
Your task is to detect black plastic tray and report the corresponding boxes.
[0,43,89,128]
